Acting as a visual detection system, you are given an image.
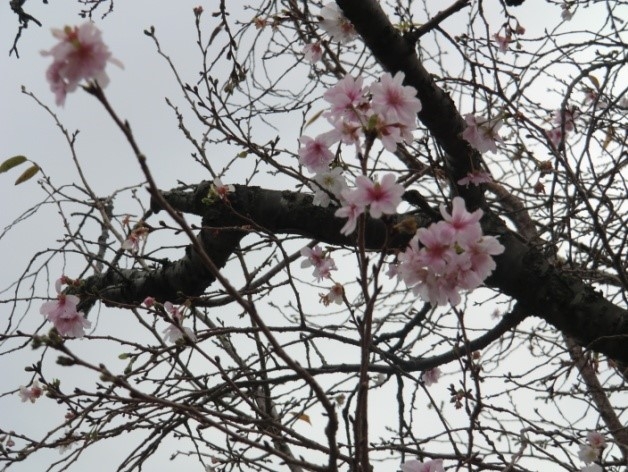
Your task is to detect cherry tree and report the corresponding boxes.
[2,1,627,471]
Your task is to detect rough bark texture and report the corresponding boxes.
[77,183,628,364]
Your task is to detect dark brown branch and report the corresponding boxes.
[79,183,628,365]
[336,0,485,209]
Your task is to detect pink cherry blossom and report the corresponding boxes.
[326,116,363,145]
[457,170,492,187]
[421,367,442,386]
[493,33,510,52]
[212,177,235,200]
[369,113,416,152]
[396,198,503,306]
[320,283,344,306]
[586,431,606,449]
[162,302,196,343]
[439,197,483,246]
[319,3,357,43]
[335,190,365,236]
[143,296,155,308]
[323,75,366,120]
[416,221,456,272]
[301,245,337,280]
[41,23,123,106]
[18,380,43,403]
[298,135,335,173]
[462,114,503,154]
[353,173,404,218]
[303,42,323,63]
[401,459,445,472]
[370,71,422,127]
[546,127,564,148]
[40,279,91,338]
[122,227,149,253]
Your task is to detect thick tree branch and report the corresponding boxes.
[336,0,484,209]
[79,183,628,365]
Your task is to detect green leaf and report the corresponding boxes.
[14,165,40,185]
[0,155,27,174]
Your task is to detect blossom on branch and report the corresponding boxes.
[41,23,123,106]
[396,197,504,306]
[352,174,404,219]
[18,380,43,403]
[303,42,323,63]
[298,135,335,173]
[370,71,422,128]
[40,278,91,337]
[311,168,347,207]
[421,367,442,386]
[462,114,503,154]
[162,302,196,344]
[319,3,357,43]
[301,245,337,280]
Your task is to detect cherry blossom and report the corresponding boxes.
[41,23,123,106]
[143,296,155,308]
[298,135,335,173]
[122,227,149,253]
[311,168,348,207]
[462,114,503,154]
[457,170,492,187]
[369,112,416,152]
[401,459,445,472]
[335,190,365,236]
[421,367,442,386]
[301,245,337,280]
[320,283,344,306]
[352,174,404,219]
[493,33,510,52]
[440,197,483,245]
[395,198,504,306]
[546,127,564,148]
[162,302,196,344]
[303,42,323,63]
[18,380,43,403]
[211,177,235,200]
[323,75,366,120]
[370,71,422,127]
[319,3,357,43]
[586,431,606,450]
[40,278,91,337]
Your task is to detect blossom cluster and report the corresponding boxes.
[393,197,504,306]
[298,72,419,233]
[578,431,606,472]
[40,277,91,338]
[41,22,123,106]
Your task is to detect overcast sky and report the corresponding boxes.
[0,2,613,471]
